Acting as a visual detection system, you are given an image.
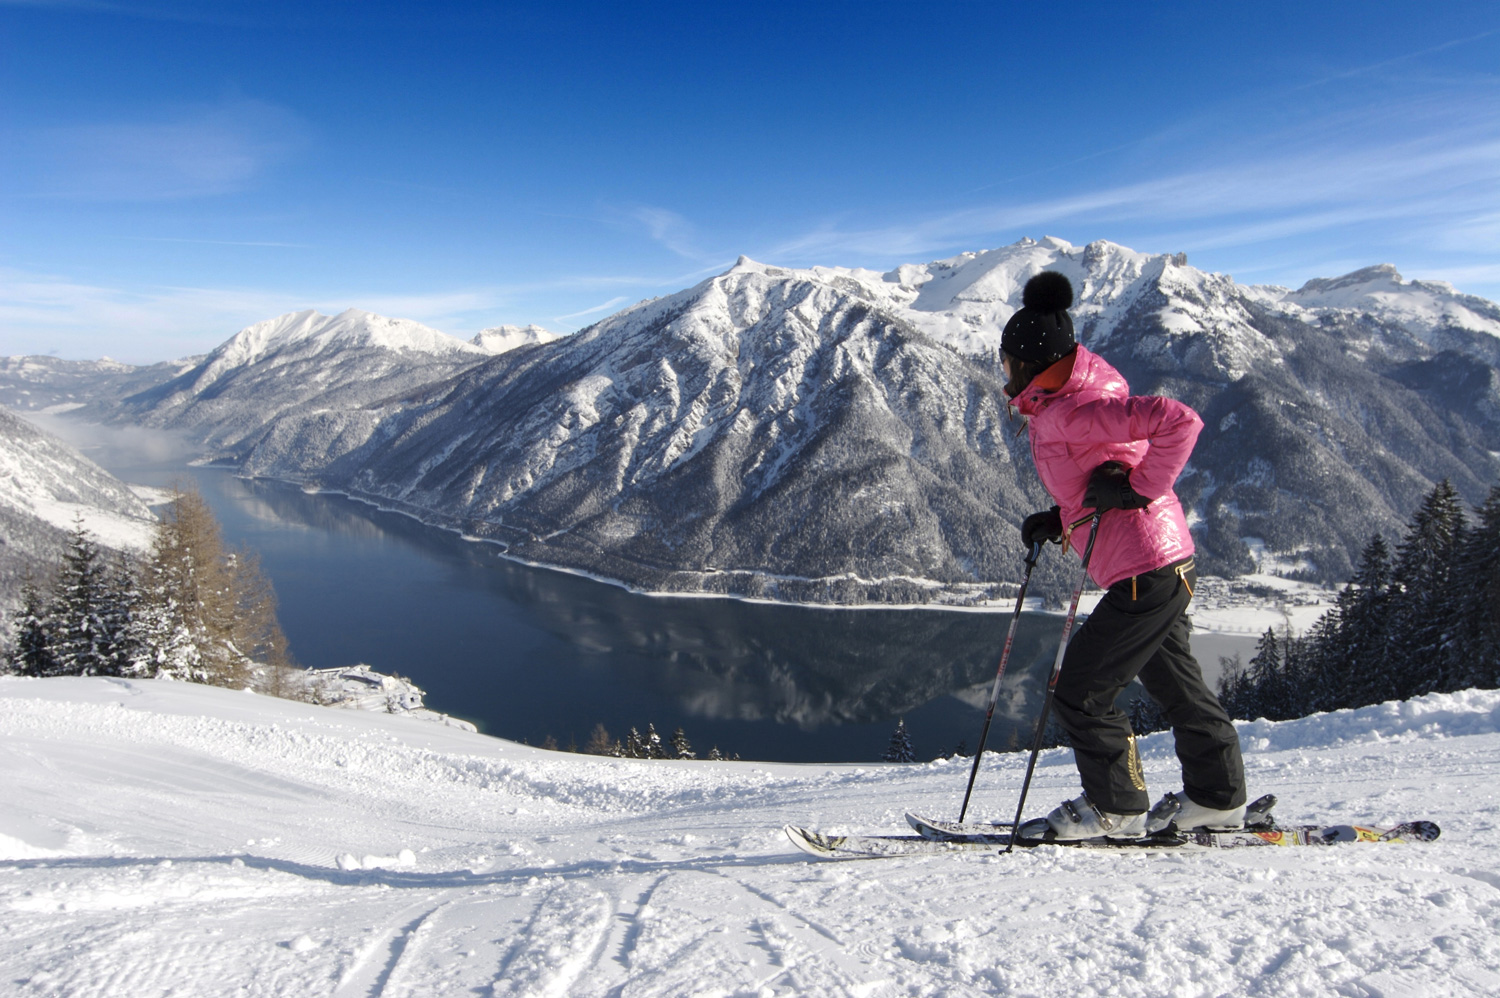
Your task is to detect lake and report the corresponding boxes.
[62,421,1186,764]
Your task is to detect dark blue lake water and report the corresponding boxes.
[77,428,1074,763]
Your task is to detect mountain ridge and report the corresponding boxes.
[10,238,1499,604]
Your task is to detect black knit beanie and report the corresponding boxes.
[1001,272,1075,364]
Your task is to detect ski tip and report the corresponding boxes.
[784,825,837,858]
[1392,820,1442,843]
[904,811,949,839]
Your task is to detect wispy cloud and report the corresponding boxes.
[0,267,301,362]
[0,263,741,362]
[1285,28,1500,93]
[766,106,1500,264]
[14,98,307,201]
[1414,262,1500,287]
[627,205,704,259]
[553,296,631,322]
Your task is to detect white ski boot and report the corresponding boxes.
[1018,794,1148,841]
[1147,791,1246,834]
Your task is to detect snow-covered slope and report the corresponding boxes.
[2,675,1497,997]
[0,407,156,610]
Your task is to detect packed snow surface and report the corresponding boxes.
[3,679,1498,996]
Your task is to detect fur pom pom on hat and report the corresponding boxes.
[1002,271,1076,365]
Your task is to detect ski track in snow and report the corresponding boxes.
[2,678,1499,997]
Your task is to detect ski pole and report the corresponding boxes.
[957,540,1044,822]
[1003,510,1103,854]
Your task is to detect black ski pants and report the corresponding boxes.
[1052,558,1246,815]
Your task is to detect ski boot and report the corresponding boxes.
[1018,794,1148,841]
[1147,791,1247,834]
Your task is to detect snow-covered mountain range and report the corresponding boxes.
[0,406,157,610]
[10,238,1499,602]
[0,354,197,413]
[79,309,499,465]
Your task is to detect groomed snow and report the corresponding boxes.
[3,678,1497,995]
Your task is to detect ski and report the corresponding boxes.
[1171,821,1441,847]
[784,826,1010,859]
[909,793,1280,840]
[783,824,1191,858]
[787,816,1439,859]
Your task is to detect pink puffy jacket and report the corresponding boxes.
[1010,345,1201,589]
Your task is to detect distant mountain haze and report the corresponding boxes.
[5,238,1497,604]
[0,406,157,610]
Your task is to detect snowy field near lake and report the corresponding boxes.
[3,678,1499,997]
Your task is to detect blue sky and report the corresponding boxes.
[2,1,1498,363]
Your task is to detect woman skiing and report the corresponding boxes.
[1002,271,1246,840]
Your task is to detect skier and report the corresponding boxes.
[1002,271,1247,840]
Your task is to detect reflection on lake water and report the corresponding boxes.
[96,449,1072,763]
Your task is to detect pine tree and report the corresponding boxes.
[1245,628,1281,720]
[1388,480,1465,700]
[50,521,134,677]
[883,718,915,763]
[670,726,695,759]
[644,723,668,759]
[1299,609,1344,713]
[1452,486,1500,690]
[1338,533,1396,708]
[1216,654,1250,720]
[13,574,59,677]
[625,727,644,759]
[1126,688,1166,734]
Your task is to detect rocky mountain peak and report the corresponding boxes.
[470,325,561,355]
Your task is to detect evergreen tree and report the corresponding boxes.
[1452,486,1500,690]
[1126,689,1166,735]
[644,723,668,759]
[883,718,915,763]
[670,726,695,759]
[1338,533,1396,708]
[1299,609,1344,713]
[624,726,644,758]
[1244,628,1281,720]
[1216,654,1251,720]
[50,521,134,677]
[1388,480,1465,699]
[13,574,58,677]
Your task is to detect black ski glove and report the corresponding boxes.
[1020,506,1064,548]
[1084,461,1152,510]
